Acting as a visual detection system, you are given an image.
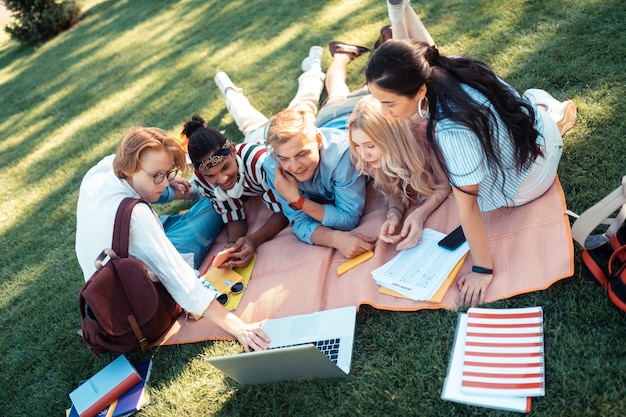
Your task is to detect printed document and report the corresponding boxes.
[371,228,469,301]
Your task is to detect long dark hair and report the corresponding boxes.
[183,115,227,163]
[366,39,542,188]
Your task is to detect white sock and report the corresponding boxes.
[387,0,406,24]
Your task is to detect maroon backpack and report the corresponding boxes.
[78,198,182,354]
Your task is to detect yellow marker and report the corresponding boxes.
[337,250,374,275]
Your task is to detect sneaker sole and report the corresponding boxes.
[557,100,577,135]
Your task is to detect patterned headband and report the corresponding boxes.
[194,141,232,170]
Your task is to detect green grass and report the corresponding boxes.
[1,0,625,416]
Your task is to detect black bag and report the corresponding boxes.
[78,198,183,353]
[572,175,626,312]
[581,226,626,312]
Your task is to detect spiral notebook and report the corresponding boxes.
[441,313,532,413]
[461,307,545,397]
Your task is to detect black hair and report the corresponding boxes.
[366,39,542,195]
[183,115,228,163]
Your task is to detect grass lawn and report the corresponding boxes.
[1,0,625,416]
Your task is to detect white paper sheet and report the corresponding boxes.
[371,228,469,300]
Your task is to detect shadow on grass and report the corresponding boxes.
[0,0,625,415]
[0,0,387,414]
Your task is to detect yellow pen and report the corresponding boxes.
[336,250,374,276]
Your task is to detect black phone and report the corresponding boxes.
[438,225,466,250]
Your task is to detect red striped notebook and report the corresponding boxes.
[461,307,545,397]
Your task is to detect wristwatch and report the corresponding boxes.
[288,195,305,210]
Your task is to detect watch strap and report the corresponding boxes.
[289,195,305,210]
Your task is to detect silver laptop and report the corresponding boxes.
[205,306,357,385]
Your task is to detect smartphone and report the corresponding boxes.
[438,225,466,250]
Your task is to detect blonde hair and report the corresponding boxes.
[348,96,444,205]
[266,109,317,150]
[113,126,188,179]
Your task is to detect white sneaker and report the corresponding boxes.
[523,88,577,135]
[214,71,242,97]
[301,46,324,72]
[387,0,410,24]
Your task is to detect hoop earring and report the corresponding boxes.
[417,96,430,118]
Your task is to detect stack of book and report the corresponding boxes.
[67,355,152,417]
[441,306,545,413]
[372,228,469,302]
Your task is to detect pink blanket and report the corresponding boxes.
[154,178,573,345]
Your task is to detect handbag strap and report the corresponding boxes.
[571,175,626,249]
[111,197,148,258]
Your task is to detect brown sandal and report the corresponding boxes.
[328,41,371,59]
[374,25,393,49]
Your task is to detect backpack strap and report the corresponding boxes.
[111,198,149,258]
[111,197,151,351]
[581,246,610,289]
[571,175,626,249]
[127,314,148,351]
[608,245,626,311]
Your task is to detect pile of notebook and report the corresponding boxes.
[67,355,152,417]
[371,228,469,302]
[441,306,545,413]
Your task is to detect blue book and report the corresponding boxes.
[69,355,141,417]
[68,359,152,417]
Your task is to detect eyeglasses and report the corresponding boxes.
[194,141,232,171]
[140,167,178,184]
[216,282,245,305]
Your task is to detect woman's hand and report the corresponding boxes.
[379,197,406,245]
[457,271,493,306]
[234,320,271,352]
[205,301,270,352]
[395,208,427,250]
[379,216,403,244]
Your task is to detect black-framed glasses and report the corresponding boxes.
[194,141,232,171]
[140,167,178,184]
[216,282,245,305]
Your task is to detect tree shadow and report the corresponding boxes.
[0,0,624,415]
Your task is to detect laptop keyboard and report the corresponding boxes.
[270,338,341,364]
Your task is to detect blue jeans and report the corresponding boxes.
[161,198,222,269]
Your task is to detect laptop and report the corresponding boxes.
[205,306,357,385]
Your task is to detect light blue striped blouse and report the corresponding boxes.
[434,82,544,211]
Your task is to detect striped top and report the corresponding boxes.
[434,82,545,211]
[194,143,282,223]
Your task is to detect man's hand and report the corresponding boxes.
[273,166,300,203]
[221,236,257,269]
[169,176,195,200]
[334,231,377,258]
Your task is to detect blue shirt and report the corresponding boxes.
[263,128,366,244]
[434,82,544,211]
[318,114,350,130]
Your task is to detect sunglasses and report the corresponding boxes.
[194,141,232,170]
[216,282,245,305]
